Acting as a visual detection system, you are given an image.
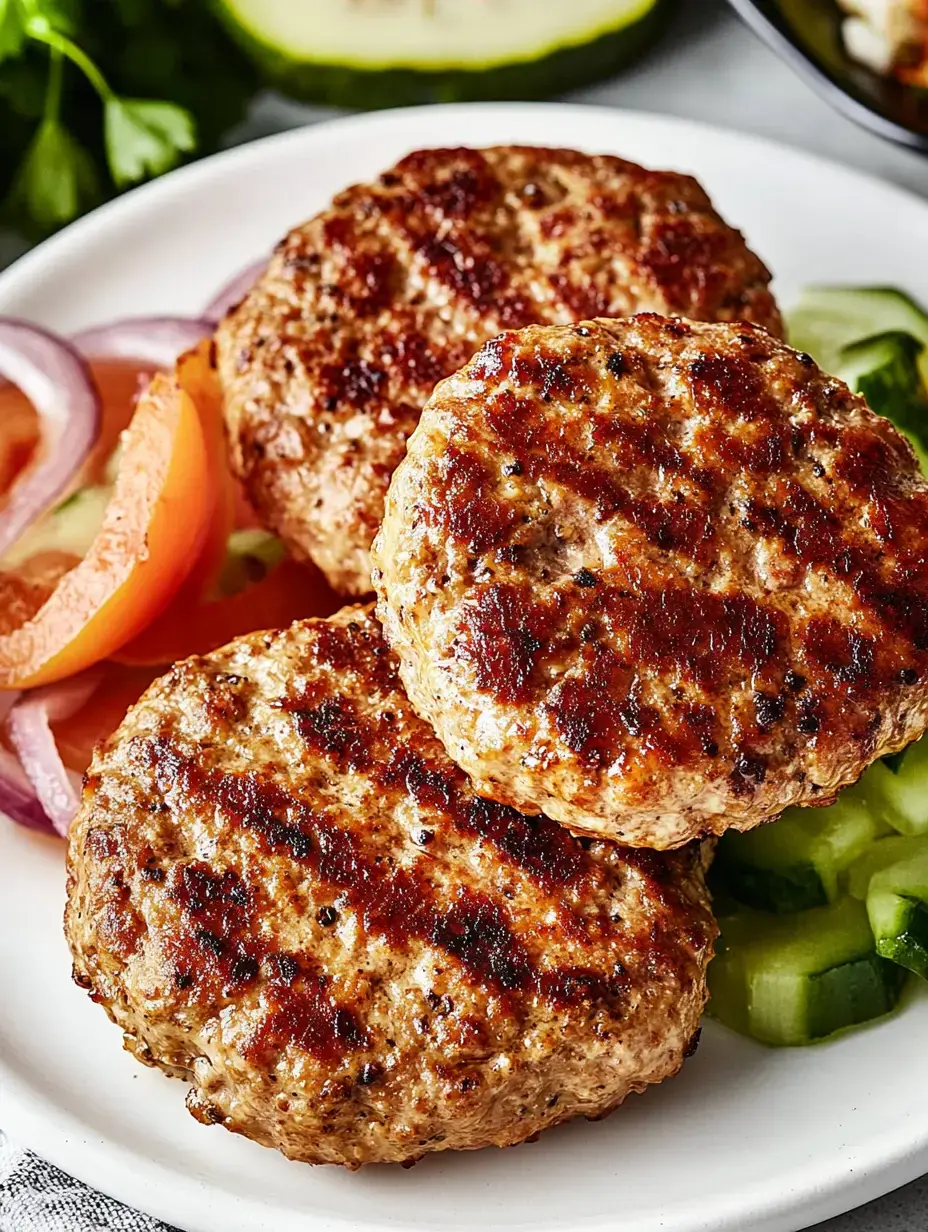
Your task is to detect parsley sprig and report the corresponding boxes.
[2,0,195,225]
[0,0,256,235]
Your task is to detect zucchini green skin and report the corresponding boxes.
[213,0,675,109]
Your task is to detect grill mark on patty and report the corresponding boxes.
[747,478,928,657]
[460,556,921,773]
[639,215,735,305]
[460,578,788,771]
[436,324,928,782]
[244,952,369,1065]
[469,342,719,563]
[163,861,368,1063]
[429,446,518,555]
[375,745,590,893]
[282,680,596,895]
[143,738,629,1008]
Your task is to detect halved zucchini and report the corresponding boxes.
[213,0,672,108]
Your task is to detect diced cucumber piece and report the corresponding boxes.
[835,332,928,473]
[713,784,887,913]
[1,483,110,570]
[847,834,928,899]
[707,896,907,1047]
[214,529,286,599]
[867,849,928,979]
[867,735,928,836]
[214,0,670,108]
[788,286,928,381]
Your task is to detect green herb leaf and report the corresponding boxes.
[18,0,80,38]
[0,0,26,60]
[7,116,99,228]
[104,96,196,188]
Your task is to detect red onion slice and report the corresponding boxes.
[72,316,212,368]
[203,259,266,323]
[0,743,54,834]
[6,669,102,837]
[0,319,101,559]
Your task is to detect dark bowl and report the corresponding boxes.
[727,0,928,150]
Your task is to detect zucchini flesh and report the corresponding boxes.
[213,0,670,107]
[712,785,886,913]
[867,734,928,836]
[707,896,907,1046]
[217,0,655,68]
[788,285,928,380]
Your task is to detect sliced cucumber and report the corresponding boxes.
[214,0,670,107]
[835,331,928,472]
[0,483,110,570]
[867,848,928,979]
[707,896,907,1047]
[788,286,928,381]
[847,834,928,899]
[867,734,928,836]
[214,529,287,599]
[712,784,887,913]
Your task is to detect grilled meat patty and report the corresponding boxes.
[65,605,715,1168]
[217,145,782,596]
[373,315,928,849]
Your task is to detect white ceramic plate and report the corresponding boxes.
[1,102,928,1232]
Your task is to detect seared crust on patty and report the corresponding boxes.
[217,145,782,595]
[64,605,715,1168]
[373,316,928,848]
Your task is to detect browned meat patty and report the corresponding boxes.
[373,315,928,849]
[64,605,715,1168]
[217,145,782,596]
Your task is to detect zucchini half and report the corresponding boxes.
[213,0,673,108]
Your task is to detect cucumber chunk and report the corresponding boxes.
[788,286,928,380]
[835,332,928,473]
[847,834,928,899]
[867,734,928,836]
[867,849,928,979]
[213,0,670,107]
[712,784,886,913]
[707,896,907,1046]
[215,529,286,599]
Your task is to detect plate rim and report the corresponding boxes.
[2,99,928,1232]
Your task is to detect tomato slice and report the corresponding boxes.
[170,342,235,597]
[116,557,340,666]
[0,371,216,688]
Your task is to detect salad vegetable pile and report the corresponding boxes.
[710,285,928,1046]
[0,273,340,838]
